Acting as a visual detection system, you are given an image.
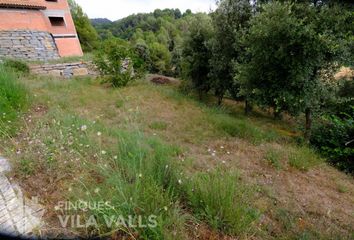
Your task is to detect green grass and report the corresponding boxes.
[3,58,30,74]
[265,148,282,170]
[288,146,324,171]
[115,99,124,108]
[29,53,94,64]
[0,65,29,136]
[149,121,168,131]
[183,170,259,236]
[206,109,279,144]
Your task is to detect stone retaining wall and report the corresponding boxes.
[29,62,98,78]
[0,30,60,61]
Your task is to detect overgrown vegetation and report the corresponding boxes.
[2,74,352,239]
[0,65,29,136]
[0,0,353,239]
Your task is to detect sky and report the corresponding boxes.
[75,0,217,21]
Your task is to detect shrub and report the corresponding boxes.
[310,112,354,174]
[0,65,29,136]
[94,39,138,88]
[3,59,30,74]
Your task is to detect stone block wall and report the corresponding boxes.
[29,62,98,78]
[0,30,60,61]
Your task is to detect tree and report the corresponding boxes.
[94,39,140,87]
[238,2,343,138]
[149,42,172,74]
[209,0,252,105]
[68,0,99,52]
[181,14,213,99]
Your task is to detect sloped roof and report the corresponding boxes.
[0,0,46,10]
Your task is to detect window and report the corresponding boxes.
[49,17,65,27]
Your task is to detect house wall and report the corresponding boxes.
[0,30,59,61]
[0,0,82,58]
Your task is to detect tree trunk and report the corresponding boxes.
[217,94,224,106]
[245,100,252,115]
[305,108,312,141]
[198,90,203,101]
[273,108,282,120]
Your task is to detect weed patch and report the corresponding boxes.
[265,148,282,170]
[0,65,29,136]
[287,146,323,171]
[207,110,278,144]
[183,170,259,236]
[149,121,168,131]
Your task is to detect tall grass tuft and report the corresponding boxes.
[183,170,259,236]
[206,110,279,144]
[287,146,323,171]
[0,65,29,136]
[77,126,188,239]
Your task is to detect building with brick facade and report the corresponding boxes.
[0,0,83,60]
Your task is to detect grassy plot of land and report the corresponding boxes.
[0,75,353,239]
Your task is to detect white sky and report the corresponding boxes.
[75,0,217,21]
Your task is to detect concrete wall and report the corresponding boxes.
[0,30,59,61]
[29,62,98,78]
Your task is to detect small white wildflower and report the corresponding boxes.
[68,187,72,192]
[153,133,157,136]
[178,179,182,185]
[207,148,211,152]
[163,206,168,211]
[227,151,231,155]
[211,153,216,157]
[81,125,87,131]
[97,132,102,136]
[220,146,224,149]
[165,165,169,169]
[94,188,100,193]
[222,161,226,164]
[113,155,118,160]
[101,150,106,155]
[138,173,143,178]
[54,206,60,211]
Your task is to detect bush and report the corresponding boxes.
[94,39,139,88]
[310,111,354,174]
[3,59,30,74]
[0,65,29,136]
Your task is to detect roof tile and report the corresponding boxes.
[0,0,47,10]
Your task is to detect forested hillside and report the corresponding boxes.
[91,9,199,75]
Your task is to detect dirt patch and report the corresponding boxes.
[148,74,180,85]
[187,139,354,237]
